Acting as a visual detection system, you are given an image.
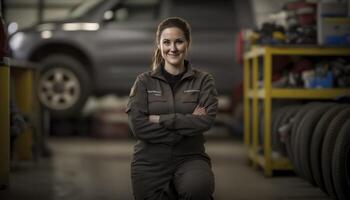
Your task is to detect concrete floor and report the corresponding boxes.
[0,135,331,200]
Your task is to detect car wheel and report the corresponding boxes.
[38,54,91,118]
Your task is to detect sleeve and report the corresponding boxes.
[159,74,218,136]
[126,75,182,145]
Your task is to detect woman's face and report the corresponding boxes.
[158,27,188,68]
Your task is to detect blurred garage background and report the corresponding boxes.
[1,0,350,200]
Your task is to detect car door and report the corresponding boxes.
[94,0,161,93]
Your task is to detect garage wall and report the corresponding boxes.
[3,0,81,28]
[250,0,297,28]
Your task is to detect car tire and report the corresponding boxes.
[290,103,320,176]
[310,104,347,192]
[271,106,288,153]
[277,105,301,156]
[284,106,301,159]
[296,103,333,185]
[332,119,350,200]
[38,54,91,118]
[321,107,350,198]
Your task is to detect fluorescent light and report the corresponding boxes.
[41,30,53,39]
[62,23,100,31]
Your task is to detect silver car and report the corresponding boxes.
[9,0,250,117]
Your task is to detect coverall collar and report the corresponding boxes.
[150,60,195,82]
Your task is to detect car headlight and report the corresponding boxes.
[9,31,25,51]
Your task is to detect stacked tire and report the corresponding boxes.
[272,102,350,200]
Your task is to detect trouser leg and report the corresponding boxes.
[174,159,215,200]
[132,169,178,200]
[142,181,178,200]
[131,157,178,200]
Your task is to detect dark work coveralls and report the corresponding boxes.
[126,61,218,200]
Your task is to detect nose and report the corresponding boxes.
[170,42,178,52]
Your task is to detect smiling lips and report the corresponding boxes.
[168,54,179,57]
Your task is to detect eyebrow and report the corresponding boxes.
[162,38,185,41]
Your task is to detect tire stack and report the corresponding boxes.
[271,102,350,200]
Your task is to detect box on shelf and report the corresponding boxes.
[318,17,350,44]
[318,2,348,17]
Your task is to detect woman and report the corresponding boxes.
[126,17,218,200]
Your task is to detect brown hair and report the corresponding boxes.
[151,17,191,70]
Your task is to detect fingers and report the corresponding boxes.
[193,106,207,116]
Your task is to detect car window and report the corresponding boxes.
[104,0,160,23]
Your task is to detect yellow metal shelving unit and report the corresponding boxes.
[243,45,350,176]
[0,58,10,188]
[10,61,37,161]
[0,59,38,189]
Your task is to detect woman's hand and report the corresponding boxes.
[149,115,160,123]
[193,105,207,116]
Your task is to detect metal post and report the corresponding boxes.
[0,63,10,189]
[263,48,272,177]
[38,0,44,23]
[252,56,259,168]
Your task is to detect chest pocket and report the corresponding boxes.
[148,94,167,102]
[182,90,200,103]
[147,90,167,114]
[147,90,165,102]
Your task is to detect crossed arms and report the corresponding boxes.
[126,74,218,145]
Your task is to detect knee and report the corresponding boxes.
[178,182,212,199]
[177,171,214,200]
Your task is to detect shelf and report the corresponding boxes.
[323,17,350,24]
[248,149,293,171]
[257,155,293,171]
[244,47,266,59]
[243,45,350,176]
[247,90,265,98]
[272,88,350,99]
[244,46,350,58]
[247,88,350,99]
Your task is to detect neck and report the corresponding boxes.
[164,61,185,75]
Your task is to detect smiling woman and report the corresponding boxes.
[126,17,218,200]
[158,27,188,74]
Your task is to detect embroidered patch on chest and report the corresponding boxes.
[147,90,162,96]
[183,89,200,93]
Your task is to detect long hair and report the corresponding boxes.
[151,17,191,70]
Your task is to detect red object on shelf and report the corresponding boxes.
[286,1,317,26]
[235,30,243,65]
[286,1,316,10]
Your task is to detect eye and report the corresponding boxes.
[176,39,184,44]
[163,40,170,46]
